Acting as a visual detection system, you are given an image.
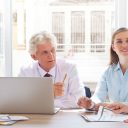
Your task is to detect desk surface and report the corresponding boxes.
[5,109,128,128]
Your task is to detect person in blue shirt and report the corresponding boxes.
[78,27,128,110]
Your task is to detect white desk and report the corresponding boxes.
[5,109,128,128]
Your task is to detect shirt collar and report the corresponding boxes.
[114,62,121,71]
[37,63,56,77]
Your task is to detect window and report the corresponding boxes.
[12,0,114,82]
[52,12,65,52]
[0,0,12,76]
[0,12,4,76]
[0,14,3,55]
[2,0,127,84]
[91,11,105,52]
[71,11,85,52]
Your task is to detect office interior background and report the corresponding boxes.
[0,0,128,90]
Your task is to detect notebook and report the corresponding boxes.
[81,106,128,122]
[0,77,60,114]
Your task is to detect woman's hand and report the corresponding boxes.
[106,102,128,114]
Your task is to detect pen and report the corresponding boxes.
[103,107,113,111]
[62,73,67,83]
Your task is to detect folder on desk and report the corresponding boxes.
[81,106,128,122]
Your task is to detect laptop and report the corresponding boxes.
[0,77,59,114]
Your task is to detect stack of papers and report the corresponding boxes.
[81,106,128,122]
[0,115,29,125]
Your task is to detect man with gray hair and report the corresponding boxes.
[18,31,84,109]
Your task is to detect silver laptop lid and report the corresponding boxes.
[0,77,56,114]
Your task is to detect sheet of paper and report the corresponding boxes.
[0,115,29,125]
[8,115,29,121]
[0,114,29,122]
[0,121,16,125]
[81,106,128,122]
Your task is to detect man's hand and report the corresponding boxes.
[54,82,64,97]
[77,96,93,109]
[77,97,108,110]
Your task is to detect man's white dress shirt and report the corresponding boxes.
[18,59,84,108]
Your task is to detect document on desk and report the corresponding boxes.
[0,114,29,121]
[81,106,128,122]
[0,114,29,125]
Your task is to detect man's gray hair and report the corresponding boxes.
[29,31,57,54]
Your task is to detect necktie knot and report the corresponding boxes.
[44,73,52,77]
